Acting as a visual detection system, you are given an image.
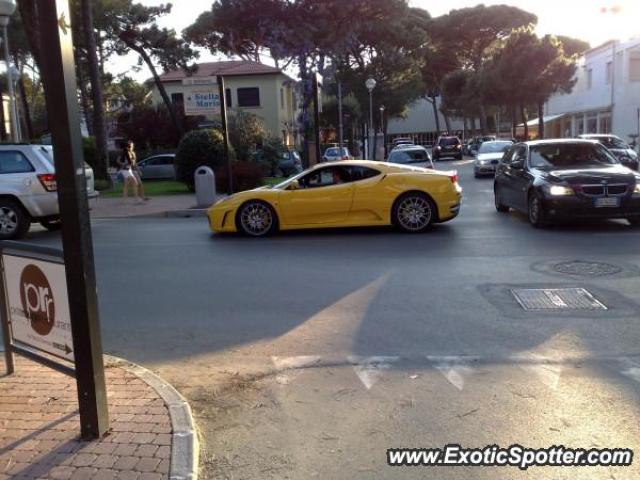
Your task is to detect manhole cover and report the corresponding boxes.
[511,288,607,311]
[552,260,622,277]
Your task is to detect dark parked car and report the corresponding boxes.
[387,145,434,168]
[578,134,639,171]
[278,150,303,176]
[433,135,463,160]
[494,139,640,227]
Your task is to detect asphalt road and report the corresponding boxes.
[20,159,640,479]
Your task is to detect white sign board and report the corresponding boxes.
[184,89,221,116]
[2,253,74,362]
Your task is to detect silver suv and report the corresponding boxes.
[0,144,96,239]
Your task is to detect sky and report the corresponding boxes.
[111,0,640,82]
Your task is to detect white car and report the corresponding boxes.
[322,147,352,162]
[0,144,97,239]
[473,140,513,177]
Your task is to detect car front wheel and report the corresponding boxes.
[236,200,278,237]
[392,192,436,233]
[528,192,547,228]
[494,186,509,212]
[0,199,30,240]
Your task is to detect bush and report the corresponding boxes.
[94,179,111,191]
[175,129,225,189]
[82,137,97,170]
[215,161,267,194]
[259,137,286,176]
[228,111,267,161]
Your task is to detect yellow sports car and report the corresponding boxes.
[208,160,462,236]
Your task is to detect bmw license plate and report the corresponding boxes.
[594,197,620,208]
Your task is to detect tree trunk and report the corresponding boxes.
[129,43,184,141]
[442,108,452,133]
[511,105,517,139]
[479,103,487,134]
[537,101,545,139]
[14,57,33,140]
[428,94,440,134]
[520,104,529,140]
[17,1,42,71]
[82,0,109,180]
[77,66,93,135]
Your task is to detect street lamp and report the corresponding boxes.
[365,78,376,159]
[0,0,18,142]
[379,105,386,158]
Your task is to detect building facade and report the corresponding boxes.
[544,38,640,142]
[151,60,299,146]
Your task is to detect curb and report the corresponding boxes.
[106,355,199,480]
[164,208,208,218]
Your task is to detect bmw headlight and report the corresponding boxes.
[547,185,574,196]
[634,180,640,194]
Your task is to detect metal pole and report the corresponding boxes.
[0,254,14,375]
[369,91,374,159]
[312,73,321,164]
[337,80,343,148]
[611,41,616,132]
[380,108,385,158]
[1,21,18,142]
[217,75,232,194]
[40,0,109,439]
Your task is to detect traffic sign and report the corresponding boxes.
[2,249,74,363]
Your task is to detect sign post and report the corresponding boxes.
[32,0,109,439]
[217,75,233,194]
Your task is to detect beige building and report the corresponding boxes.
[152,60,299,146]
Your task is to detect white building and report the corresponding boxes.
[387,97,464,146]
[544,38,640,142]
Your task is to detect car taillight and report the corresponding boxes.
[37,173,57,192]
[449,173,458,184]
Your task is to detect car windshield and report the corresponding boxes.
[326,147,347,156]
[478,142,512,153]
[389,149,429,163]
[439,137,460,146]
[592,136,628,149]
[529,143,619,168]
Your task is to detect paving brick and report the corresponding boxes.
[134,457,160,473]
[71,453,97,467]
[139,473,164,480]
[154,446,170,459]
[155,458,170,474]
[69,466,99,479]
[135,444,158,458]
[113,456,139,471]
[116,470,140,480]
[48,465,76,480]
[93,454,118,469]
[93,468,118,480]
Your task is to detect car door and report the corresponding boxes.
[0,150,37,196]
[156,156,176,179]
[503,145,531,211]
[347,166,386,222]
[498,145,524,207]
[277,166,355,225]
[137,158,154,179]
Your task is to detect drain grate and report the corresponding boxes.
[511,288,607,311]
[553,260,622,277]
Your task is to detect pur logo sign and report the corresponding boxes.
[19,264,55,335]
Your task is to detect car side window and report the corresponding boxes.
[298,166,352,188]
[349,166,381,181]
[501,147,515,164]
[389,151,411,164]
[0,151,35,174]
[158,156,174,165]
[513,146,528,165]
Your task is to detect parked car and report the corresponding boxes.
[208,160,462,236]
[433,135,463,160]
[392,137,414,147]
[494,139,640,227]
[137,153,176,180]
[578,134,639,171]
[322,147,353,162]
[387,145,434,169]
[278,150,303,176]
[473,140,514,177]
[0,144,97,239]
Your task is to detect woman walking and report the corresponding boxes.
[119,140,148,202]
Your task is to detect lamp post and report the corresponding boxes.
[379,105,386,159]
[365,78,376,159]
[0,0,18,142]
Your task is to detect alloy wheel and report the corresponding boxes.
[397,196,432,231]
[0,207,18,235]
[240,202,273,236]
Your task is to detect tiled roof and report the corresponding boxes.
[159,60,283,81]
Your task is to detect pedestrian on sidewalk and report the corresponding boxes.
[119,140,149,203]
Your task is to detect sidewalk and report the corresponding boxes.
[90,195,202,219]
[0,355,198,480]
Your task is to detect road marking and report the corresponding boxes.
[348,356,399,390]
[271,355,322,370]
[427,355,478,391]
[511,353,562,390]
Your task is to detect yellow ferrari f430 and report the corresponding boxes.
[208,160,462,236]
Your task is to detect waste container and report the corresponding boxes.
[194,166,216,208]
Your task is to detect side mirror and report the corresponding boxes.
[288,180,300,190]
[511,158,525,170]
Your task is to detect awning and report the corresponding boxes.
[517,114,565,128]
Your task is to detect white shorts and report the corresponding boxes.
[121,168,137,182]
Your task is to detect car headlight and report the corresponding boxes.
[634,182,640,194]
[547,185,574,196]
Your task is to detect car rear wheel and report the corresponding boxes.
[392,192,435,233]
[528,192,548,228]
[236,200,278,237]
[0,199,30,240]
[494,186,509,212]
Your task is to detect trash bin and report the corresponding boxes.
[194,166,216,208]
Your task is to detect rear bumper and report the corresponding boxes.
[474,164,497,174]
[544,194,640,219]
[22,193,59,219]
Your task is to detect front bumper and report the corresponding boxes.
[543,194,640,219]
[208,202,239,232]
[474,163,497,174]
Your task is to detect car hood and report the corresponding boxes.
[476,152,503,161]
[538,164,636,185]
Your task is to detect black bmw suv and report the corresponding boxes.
[433,135,463,160]
[494,139,640,227]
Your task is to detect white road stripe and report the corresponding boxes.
[348,356,399,390]
[271,355,322,370]
[427,355,479,391]
[511,353,562,390]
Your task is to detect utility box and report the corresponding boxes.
[194,166,216,208]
